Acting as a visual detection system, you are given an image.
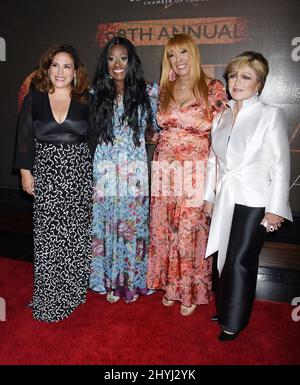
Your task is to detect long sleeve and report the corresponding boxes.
[13,91,35,170]
[209,79,228,116]
[203,110,224,204]
[265,108,293,221]
[146,81,160,143]
[203,80,227,203]
[148,82,160,132]
[87,90,99,159]
[204,145,217,204]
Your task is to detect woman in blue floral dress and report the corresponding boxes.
[89,37,158,303]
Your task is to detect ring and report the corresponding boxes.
[269,226,274,232]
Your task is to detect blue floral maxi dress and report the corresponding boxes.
[89,83,158,301]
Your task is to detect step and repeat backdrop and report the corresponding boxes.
[0,0,299,211]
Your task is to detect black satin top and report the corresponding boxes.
[14,90,89,170]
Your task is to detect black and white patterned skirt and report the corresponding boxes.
[31,141,93,322]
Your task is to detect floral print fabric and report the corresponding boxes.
[90,83,159,300]
[147,79,227,306]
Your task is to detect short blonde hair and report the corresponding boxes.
[224,51,269,94]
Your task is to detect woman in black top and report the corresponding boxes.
[14,44,93,322]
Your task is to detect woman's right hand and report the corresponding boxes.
[203,200,214,218]
[20,169,35,197]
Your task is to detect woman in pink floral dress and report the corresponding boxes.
[147,34,227,315]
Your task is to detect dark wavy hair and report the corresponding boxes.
[90,37,152,146]
[32,44,89,103]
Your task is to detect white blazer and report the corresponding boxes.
[204,95,293,276]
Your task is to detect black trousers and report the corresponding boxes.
[214,204,266,333]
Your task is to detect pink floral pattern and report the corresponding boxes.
[147,79,227,306]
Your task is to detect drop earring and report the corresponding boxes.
[169,69,176,82]
[73,74,77,87]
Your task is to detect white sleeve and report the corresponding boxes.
[203,114,221,204]
[265,108,293,221]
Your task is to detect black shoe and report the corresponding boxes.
[211,314,218,321]
[218,331,239,341]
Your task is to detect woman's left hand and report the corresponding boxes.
[261,212,284,232]
[203,201,214,218]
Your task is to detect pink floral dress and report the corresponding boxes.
[147,79,227,306]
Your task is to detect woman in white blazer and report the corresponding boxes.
[203,51,292,341]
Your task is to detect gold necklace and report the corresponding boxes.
[177,82,190,91]
[116,88,124,99]
[116,93,123,102]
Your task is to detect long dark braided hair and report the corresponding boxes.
[90,37,152,147]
